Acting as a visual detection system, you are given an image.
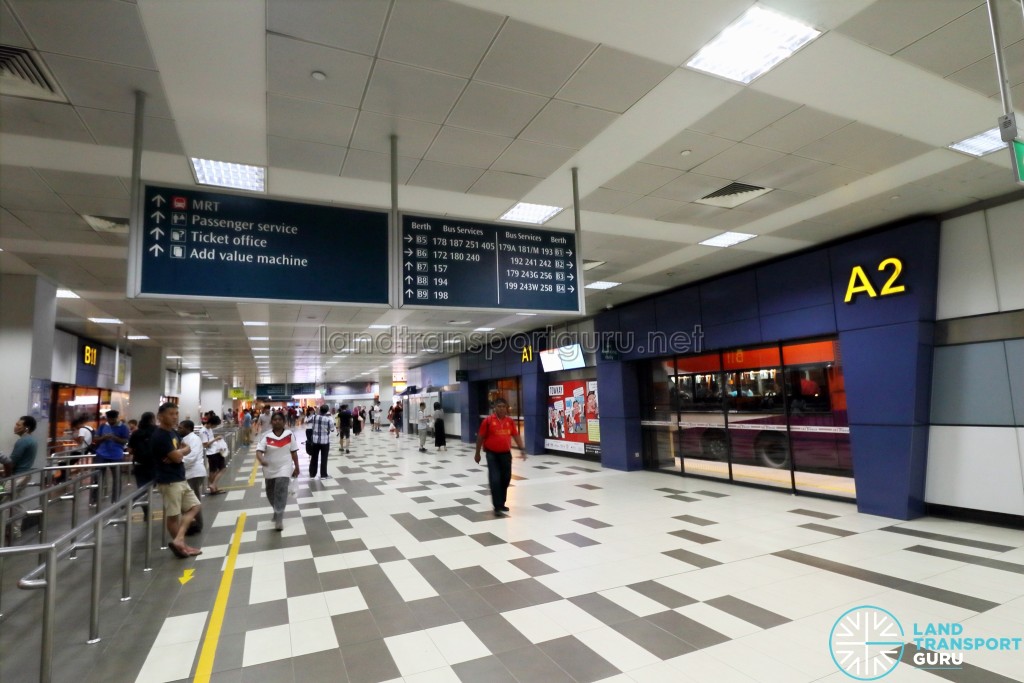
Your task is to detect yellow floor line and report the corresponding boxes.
[218,457,260,492]
[193,512,247,683]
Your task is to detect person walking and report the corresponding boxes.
[337,404,353,454]
[391,402,403,438]
[256,411,299,531]
[307,405,334,479]
[474,398,526,517]
[417,402,430,453]
[6,415,38,539]
[433,402,447,452]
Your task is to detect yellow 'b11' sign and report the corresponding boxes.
[83,344,99,366]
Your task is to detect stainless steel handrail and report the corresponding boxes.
[0,481,156,683]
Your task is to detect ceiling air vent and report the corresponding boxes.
[694,182,772,209]
[176,309,210,320]
[0,45,68,103]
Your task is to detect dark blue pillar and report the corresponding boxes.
[596,359,643,471]
[521,371,547,455]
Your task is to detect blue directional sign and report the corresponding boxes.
[133,185,389,304]
[400,214,580,313]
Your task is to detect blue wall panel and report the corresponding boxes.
[850,424,929,519]
[756,251,833,315]
[702,318,762,351]
[600,417,644,471]
[521,372,548,454]
[760,303,836,341]
[618,300,659,360]
[654,287,702,337]
[700,271,759,326]
[839,323,931,426]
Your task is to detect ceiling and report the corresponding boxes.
[1,0,1022,388]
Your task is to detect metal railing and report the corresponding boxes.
[0,463,158,683]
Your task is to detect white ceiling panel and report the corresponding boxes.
[379,0,503,78]
[340,149,417,184]
[602,163,681,195]
[58,193,130,218]
[782,162,868,196]
[580,188,642,213]
[739,154,832,192]
[266,33,373,109]
[836,0,979,55]
[519,99,618,149]
[361,60,468,124]
[34,170,127,198]
[0,208,38,239]
[617,195,687,220]
[0,165,48,193]
[894,4,1009,78]
[744,106,852,154]
[474,20,596,97]
[268,95,359,147]
[424,126,512,169]
[467,170,541,199]
[3,190,73,214]
[641,130,736,171]
[795,123,932,174]
[657,202,739,226]
[649,171,731,203]
[349,111,441,158]
[9,0,156,69]
[690,89,801,142]
[268,136,346,175]
[407,161,485,193]
[948,39,1024,97]
[76,108,184,154]
[913,158,1022,200]
[0,97,94,143]
[490,139,576,177]
[446,82,548,138]
[266,0,389,56]
[689,208,761,231]
[555,45,674,114]
[0,0,31,47]
[41,54,174,118]
[689,143,787,182]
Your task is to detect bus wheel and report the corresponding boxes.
[701,430,728,460]
[755,433,789,468]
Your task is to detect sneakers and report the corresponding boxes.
[499,506,510,512]
[274,516,284,531]
[345,449,350,454]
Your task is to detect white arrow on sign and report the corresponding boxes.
[151,194,165,207]
[404,235,413,243]
[150,226,164,239]
[405,288,414,297]
[149,244,164,256]
[566,249,573,257]
[404,248,413,257]
[566,261,573,269]
[404,262,413,270]
[567,285,575,293]
[404,275,413,283]
[150,210,165,223]
[567,273,574,281]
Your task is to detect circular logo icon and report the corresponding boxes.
[829,606,904,680]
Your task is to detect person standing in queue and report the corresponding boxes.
[150,402,202,558]
[474,398,526,517]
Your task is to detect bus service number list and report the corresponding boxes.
[402,216,578,311]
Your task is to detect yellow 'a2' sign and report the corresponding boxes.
[844,257,906,303]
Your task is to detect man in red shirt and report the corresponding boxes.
[474,398,526,517]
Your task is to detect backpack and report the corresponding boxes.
[81,426,98,455]
[131,427,156,473]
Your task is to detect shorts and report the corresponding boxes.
[158,480,200,517]
[207,454,226,472]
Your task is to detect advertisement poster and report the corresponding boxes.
[545,379,600,456]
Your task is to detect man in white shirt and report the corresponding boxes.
[177,420,207,535]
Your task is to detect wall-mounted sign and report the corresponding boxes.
[521,345,534,363]
[400,214,581,313]
[545,379,600,457]
[132,184,389,305]
[82,344,99,366]
[844,257,907,304]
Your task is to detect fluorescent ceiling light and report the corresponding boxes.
[499,202,564,224]
[127,335,149,340]
[249,336,269,341]
[584,281,621,290]
[191,158,266,192]
[243,321,267,326]
[56,289,79,299]
[442,339,462,345]
[516,312,537,316]
[166,355,182,359]
[251,347,269,351]
[686,6,821,84]
[949,128,1007,156]
[474,327,494,332]
[89,317,123,324]
[367,324,390,330]
[253,355,269,358]
[699,231,758,248]
[582,260,606,271]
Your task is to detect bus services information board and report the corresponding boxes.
[133,184,389,304]
[400,213,580,312]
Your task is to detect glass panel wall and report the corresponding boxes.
[639,337,855,500]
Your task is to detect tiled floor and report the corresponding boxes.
[3,428,1024,683]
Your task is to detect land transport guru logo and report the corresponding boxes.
[829,605,1023,680]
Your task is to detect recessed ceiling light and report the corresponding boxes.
[88,317,123,324]
[686,6,821,84]
[442,339,462,345]
[949,128,1006,156]
[499,202,564,224]
[190,158,266,192]
[253,355,269,358]
[585,281,621,290]
[447,320,471,325]
[167,355,182,359]
[56,289,79,298]
[582,260,606,271]
[249,336,269,341]
[699,231,757,248]
[251,347,269,351]
[368,324,390,330]
[516,312,537,316]
[127,335,149,340]
[474,327,494,332]
[679,149,692,157]
[243,321,267,326]
[311,70,327,81]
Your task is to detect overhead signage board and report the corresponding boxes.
[131,184,390,305]
[400,214,581,313]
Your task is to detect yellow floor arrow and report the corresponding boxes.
[178,568,195,586]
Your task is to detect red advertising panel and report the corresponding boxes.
[545,379,600,456]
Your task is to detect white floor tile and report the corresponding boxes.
[324,586,368,615]
[287,593,329,623]
[574,626,660,672]
[289,616,339,657]
[537,599,607,634]
[426,622,490,665]
[599,586,668,617]
[242,624,291,667]
[501,605,571,643]
[384,630,448,676]
[150,611,209,647]
[134,643,199,683]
